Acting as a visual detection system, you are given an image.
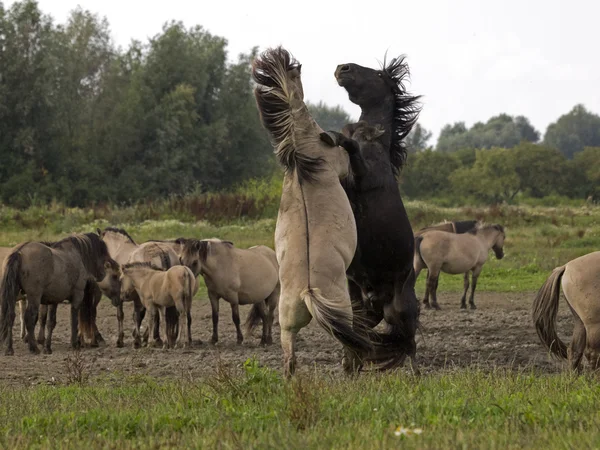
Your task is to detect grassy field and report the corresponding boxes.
[1,362,599,449]
[2,200,599,295]
[1,200,600,449]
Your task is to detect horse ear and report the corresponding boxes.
[224,240,234,247]
[97,228,102,237]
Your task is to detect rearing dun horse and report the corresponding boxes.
[253,47,376,376]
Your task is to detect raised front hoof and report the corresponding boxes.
[43,347,52,355]
[469,304,477,310]
[319,131,338,147]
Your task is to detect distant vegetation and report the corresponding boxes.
[1,1,600,210]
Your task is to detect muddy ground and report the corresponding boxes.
[0,292,575,385]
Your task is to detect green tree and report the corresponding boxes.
[512,142,568,198]
[572,147,600,201]
[307,101,352,132]
[450,148,520,203]
[436,114,539,153]
[543,104,600,159]
[405,123,432,153]
[401,149,462,198]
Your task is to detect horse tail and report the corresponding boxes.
[301,288,373,355]
[414,235,426,268]
[78,281,99,342]
[0,245,26,345]
[245,303,264,335]
[252,46,323,182]
[532,265,568,359]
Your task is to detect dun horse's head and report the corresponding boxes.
[180,238,234,277]
[99,263,121,306]
[119,269,136,303]
[491,224,506,259]
[253,46,304,102]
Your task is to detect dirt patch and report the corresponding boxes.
[0,291,574,385]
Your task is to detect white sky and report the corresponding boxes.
[7,0,600,143]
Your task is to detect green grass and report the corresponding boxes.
[1,361,599,449]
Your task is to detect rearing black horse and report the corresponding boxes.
[320,56,421,369]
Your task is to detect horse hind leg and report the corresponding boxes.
[43,304,58,355]
[460,272,470,309]
[23,297,41,354]
[37,304,48,344]
[585,326,600,371]
[468,267,482,310]
[230,301,244,345]
[427,270,441,310]
[19,299,27,342]
[568,310,586,373]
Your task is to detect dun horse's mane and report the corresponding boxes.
[252,46,324,182]
[122,261,164,271]
[381,55,422,175]
[467,222,503,235]
[103,227,136,245]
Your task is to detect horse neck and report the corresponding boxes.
[125,267,156,290]
[358,96,394,151]
[476,228,499,249]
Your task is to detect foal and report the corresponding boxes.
[120,262,197,349]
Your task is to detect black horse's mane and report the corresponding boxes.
[381,55,422,175]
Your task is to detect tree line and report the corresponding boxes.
[1,1,598,208]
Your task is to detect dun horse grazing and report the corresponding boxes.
[320,55,421,368]
[120,262,197,349]
[414,224,505,310]
[180,238,279,345]
[97,227,179,347]
[253,46,379,376]
[0,233,118,355]
[532,251,600,371]
[414,220,479,238]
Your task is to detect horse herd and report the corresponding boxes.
[0,46,598,375]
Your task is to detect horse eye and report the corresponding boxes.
[377,72,382,77]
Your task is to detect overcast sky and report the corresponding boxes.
[8,0,600,143]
